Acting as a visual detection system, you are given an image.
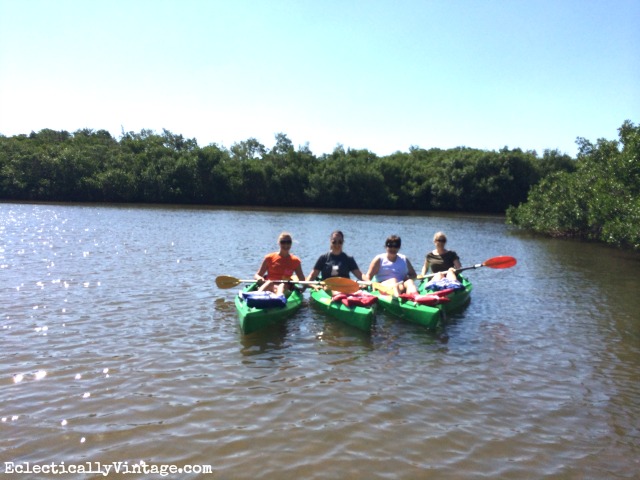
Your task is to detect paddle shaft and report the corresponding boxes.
[215,274,360,294]
[418,255,517,280]
[251,279,354,287]
[418,263,483,280]
[217,276,321,286]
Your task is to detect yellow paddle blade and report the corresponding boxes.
[215,275,248,289]
[323,277,360,294]
[373,282,395,295]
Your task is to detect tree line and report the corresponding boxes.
[507,120,639,250]
[0,128,574,213]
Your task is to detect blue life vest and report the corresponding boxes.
[423,278,463,291]
[240,291,287,308]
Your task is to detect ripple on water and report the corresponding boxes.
[1,204,639,478]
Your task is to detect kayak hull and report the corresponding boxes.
[371,290,442,330]
[419,275,473,313]
[310,288,375,331]
[235,283,303,334]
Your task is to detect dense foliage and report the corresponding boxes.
[0,128,575,214]
[507,121,640,250]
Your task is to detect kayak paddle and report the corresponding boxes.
[216,275,254,289]
[322,277,361,294]
[357,280,404,296]
[365,256,517,296]
[215,275,360,294]
[419,255,517,280]
[372,282,395,295]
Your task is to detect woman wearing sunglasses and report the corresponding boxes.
[421,231,462,281]
[255,232,305,295]
[306,230,363,282]
[365,235,418,296]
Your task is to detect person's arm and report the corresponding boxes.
[306,268,320,282]
[348,255,363,281]
[307,254,326,281]
[352,268,364,281]
[364,257,380,282]
[295,265,305,282]
[421,257,429,276]
[255,257,269,282]
[406,259,417,279]
[453,258,462,270]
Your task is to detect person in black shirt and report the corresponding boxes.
[307,231,363,282]
[421,231,462,281]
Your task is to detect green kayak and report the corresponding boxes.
[370,289,442,330]
[310,288,376,331]
[418,275,473,313]
[235,282,303,334]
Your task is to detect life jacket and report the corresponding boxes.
[422,278,463,292]
[331,291,378,308]
[240,291,287,308]
[398,292,451,305]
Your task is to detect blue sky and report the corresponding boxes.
[1,0,638,157]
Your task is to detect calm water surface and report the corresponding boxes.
[1,203,639,479]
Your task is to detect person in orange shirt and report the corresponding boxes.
[254,232,305,295]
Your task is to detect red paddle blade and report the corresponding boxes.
[483,256,517,269]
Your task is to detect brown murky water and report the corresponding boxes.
[2,203,639,479]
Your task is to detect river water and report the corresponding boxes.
[1,202,639,479]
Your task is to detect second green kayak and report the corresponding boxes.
[310,288,376,331]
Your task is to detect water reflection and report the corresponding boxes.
[308,302,374,347]
[239,322,291,356]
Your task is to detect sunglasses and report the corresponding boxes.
[386,243,400,248]
[331,239,343,245]
[279,240,292,245]
[435,238,446,243]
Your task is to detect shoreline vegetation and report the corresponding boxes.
[506,120,639,251]
[1,120,637,250]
